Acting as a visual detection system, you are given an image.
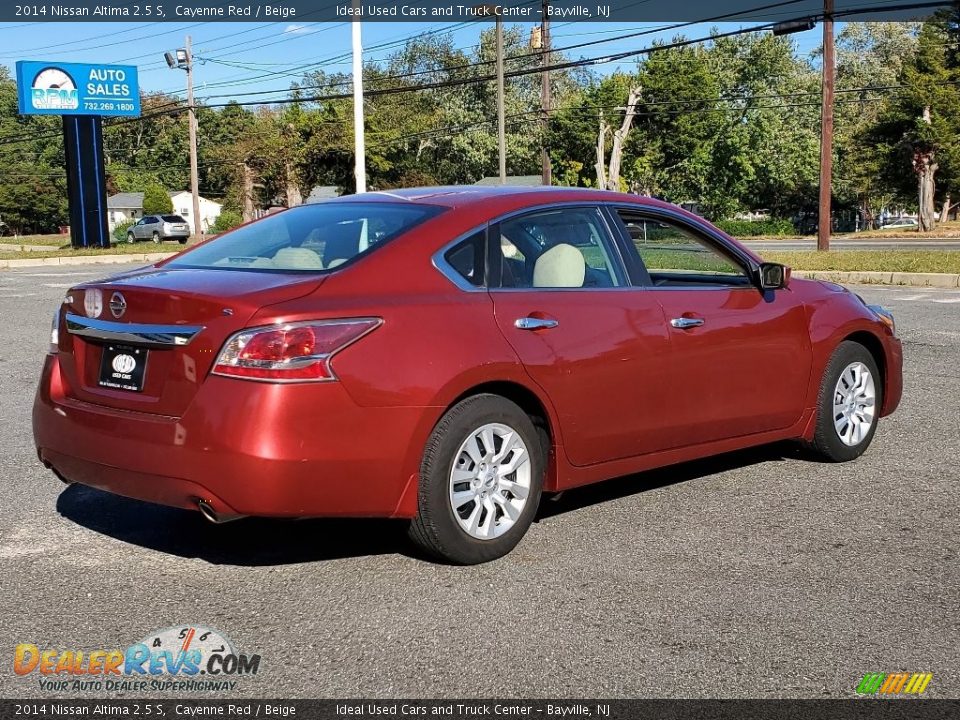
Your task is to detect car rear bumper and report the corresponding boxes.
[33,354,427,519]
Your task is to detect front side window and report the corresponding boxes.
[168,202,444,272]
[614,210,751,287]
[495,207,621,289]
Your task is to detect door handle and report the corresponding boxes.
[670,317,705,329]
[515,317,559,331]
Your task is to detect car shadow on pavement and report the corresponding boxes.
[534,441,799,521]
[56,484,412,565]
[56,442,799,565]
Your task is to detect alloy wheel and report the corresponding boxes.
[448,422,531,540]
[833,361,876,446]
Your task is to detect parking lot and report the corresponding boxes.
[0,263,957,699]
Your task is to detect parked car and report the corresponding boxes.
[879,217,919,230]
[126,215,190,244]
[34,188,902,564]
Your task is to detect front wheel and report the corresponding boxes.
[152,231,161,244]
[807,341,883,462]
[126,232,136,244]
[409,394,544,564]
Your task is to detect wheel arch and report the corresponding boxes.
[842,329,887,398]
[447,380,560,492]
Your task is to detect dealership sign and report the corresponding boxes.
[15,61,140,117]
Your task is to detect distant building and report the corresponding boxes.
[306,186,341,203]
[475,175,543,187]
[107,191,222,235]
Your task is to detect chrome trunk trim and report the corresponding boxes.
[65,313,204,348]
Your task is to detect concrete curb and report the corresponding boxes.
[0,252,175,269]
[793,270,960,288]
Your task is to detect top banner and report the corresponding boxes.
[2,0,953,23]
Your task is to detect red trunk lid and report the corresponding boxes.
[57,267,324,417]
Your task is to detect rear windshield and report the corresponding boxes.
[168,202,444,271]
[162,215,186,223]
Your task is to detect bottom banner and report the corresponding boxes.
[2,700,959,720]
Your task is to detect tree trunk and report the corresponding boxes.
[285,161,302,208]
[606,87,641,192]
[916,154,938,232]
[594,109,607,189]
[939,193,952,223]
[242,163,255,222]
[916,106,938,233]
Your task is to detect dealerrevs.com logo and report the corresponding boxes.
[13,625,261,693]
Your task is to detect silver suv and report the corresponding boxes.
[126,215,191,244]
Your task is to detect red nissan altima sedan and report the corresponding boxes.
[33,187,902,564]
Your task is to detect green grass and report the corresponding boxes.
[763,250,960,274]
[0,233,71,246]
[0,243,182,261]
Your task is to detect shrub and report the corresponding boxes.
[112,219,136,243]
[142,184,173,214]
[715,218,796,237]
[212,210,243,234]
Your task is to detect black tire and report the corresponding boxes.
[126,232,136,244]
[409,394,544,564]
[807,340,883,462]
[152,231,161,244]
[177,237,188,245]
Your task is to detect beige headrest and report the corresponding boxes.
[272,247,324,270]
[533,244,585,288]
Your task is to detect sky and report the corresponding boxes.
[0,20,825,106]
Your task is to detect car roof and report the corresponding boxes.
[324,185,682,213]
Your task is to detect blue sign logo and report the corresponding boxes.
[16,61,141,117]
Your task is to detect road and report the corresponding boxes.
[744,237,960,251]
[0,263,957,699]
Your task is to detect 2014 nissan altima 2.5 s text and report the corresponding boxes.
[33,187,903,564]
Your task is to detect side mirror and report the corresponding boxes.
[757,262,790,290]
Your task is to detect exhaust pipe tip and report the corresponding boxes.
[196,499,244,524]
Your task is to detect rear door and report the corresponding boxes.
[609,207,811,445]
[488,205,675,467]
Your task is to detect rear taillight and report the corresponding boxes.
[212,318,381,382]
[49,309,60,354]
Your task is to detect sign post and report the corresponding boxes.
[15,61,141,249]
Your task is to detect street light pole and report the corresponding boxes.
[184,37,202,241]
[351,8,366,194]
[818,0,834,251]
[495,12,505,184]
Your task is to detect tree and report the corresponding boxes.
[874,11,960,231]
[142,183,173,214]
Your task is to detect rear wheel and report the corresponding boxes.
[152,231,161,244]
[409,394,544,564]
[177,237,188,245]
[808,341,882,462]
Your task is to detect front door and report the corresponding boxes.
[609,208,812,447]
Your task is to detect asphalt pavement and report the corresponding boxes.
[0,264,957,699]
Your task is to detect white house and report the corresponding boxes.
[107,191,222,235]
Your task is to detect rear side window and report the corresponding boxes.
[168,202,444,272]
[443,231,486,287]
[162,215,186,223]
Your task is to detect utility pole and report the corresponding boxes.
[495,11,506,184]
[185,36,202,241]
[540,0,552,186]
[818,0,834,251]
[351,8,366,194]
